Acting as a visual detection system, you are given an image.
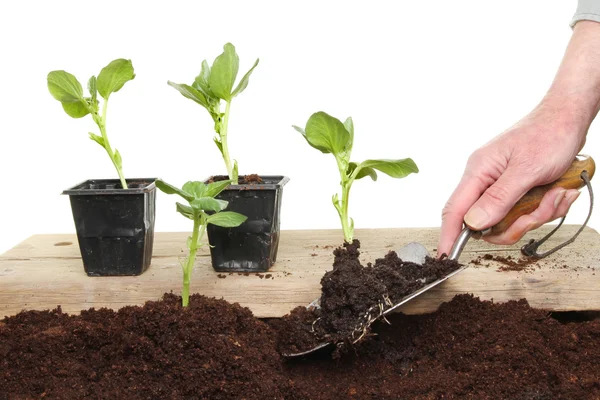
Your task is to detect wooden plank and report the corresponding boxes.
[1,226,600,318]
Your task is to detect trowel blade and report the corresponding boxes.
[396,242,431,265]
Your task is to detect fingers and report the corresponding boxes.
[484,188,580,245]
[438,173,494,257]
[464,170,538,231]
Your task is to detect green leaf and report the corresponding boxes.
[213,137,224,154]
[209,43,239,101]
[88,132,105,147]
[357,158,419,179]
[205,180,232,197]
[47,70,84,102]
[182,181,207,199]
[88,76,97,104]
[61,101,89,118]
[193,60,213,97]
[156,179,194,202]
[343,116,354,155]
[293,124,330,154]
[176,202,195,219]
[97,59,135,99]
[303,112,350,155]
[232,160,239,183]
[231,58,259,98]
[167,81,209,109]
[207,211,247,228]
[191,197,228,212]
[355,166,378,181]
[113,149,123,170]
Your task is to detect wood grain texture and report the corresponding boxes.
[2,225,600,318]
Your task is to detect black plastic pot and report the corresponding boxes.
[62,178,157,277]
[205,175,289,272]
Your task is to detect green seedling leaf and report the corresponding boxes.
[88,76,98,104]
[207,211,247,227]
[193,60,214,97]
[88,132,104,147]
[232,160,239,183]
[182,181,207,199]
[97,58,135,99]
[343,116,354,157]
[167,81,210,109]
[113,149,123,170]
[205,180,232,197]
[176,202,195,219]
[231,58,259,98]
[62,101,89,118]
[303,112,350,155]
[156,179,194,202]
[191,197,228,212]
[356,166,378,180]
[293,125,329,154]
[348,162,377,181]
[209,43,239,101]
[213,137,224,156]
[47,70,84,103]
[358,158,419,178]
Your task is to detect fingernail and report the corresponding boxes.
[566,191,581,205]
[464,207,490,229]
[554,189,567,209]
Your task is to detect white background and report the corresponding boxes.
[1,1,597,254]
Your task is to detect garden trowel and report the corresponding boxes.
[283,155,595,358]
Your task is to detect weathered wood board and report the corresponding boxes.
[2,226,600,318]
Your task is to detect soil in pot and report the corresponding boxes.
[2,293,600,399]
[274,240,461,354]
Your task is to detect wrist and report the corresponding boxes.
[536,92,594,141]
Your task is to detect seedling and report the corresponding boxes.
[293,112,418,243]
[47,59,135,189]
[168,43,259,184]
[155,179,247,306]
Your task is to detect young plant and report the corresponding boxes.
[293,112,419,243]
[155,179,247,306]
[167,43,259,184]
[47,59,135,189]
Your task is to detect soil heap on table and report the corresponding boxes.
[2,293,600,399]
[276,240,461,354]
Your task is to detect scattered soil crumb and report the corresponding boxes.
[471,254,537,272]
[265,274,272,279]
[310,253,318,257]
[217,274,226,279]
[256,274,264,279]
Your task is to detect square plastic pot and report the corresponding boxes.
[62,178,157,276]
[205,175,289,272]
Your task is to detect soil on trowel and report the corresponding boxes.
[2,293,600,399]
[277,240,461,355]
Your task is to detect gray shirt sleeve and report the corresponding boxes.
[571,0,600,26]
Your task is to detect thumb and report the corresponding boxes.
[464,171,535,231]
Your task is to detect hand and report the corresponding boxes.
[438,20,600,257]
[438,104,585,257]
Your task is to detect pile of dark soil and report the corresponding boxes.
[2,294,600,399]
[278,240,461,353]
[0,294,288,399]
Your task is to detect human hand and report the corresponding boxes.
[437,104,585,257]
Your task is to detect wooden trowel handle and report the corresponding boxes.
[487,156,595,236]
